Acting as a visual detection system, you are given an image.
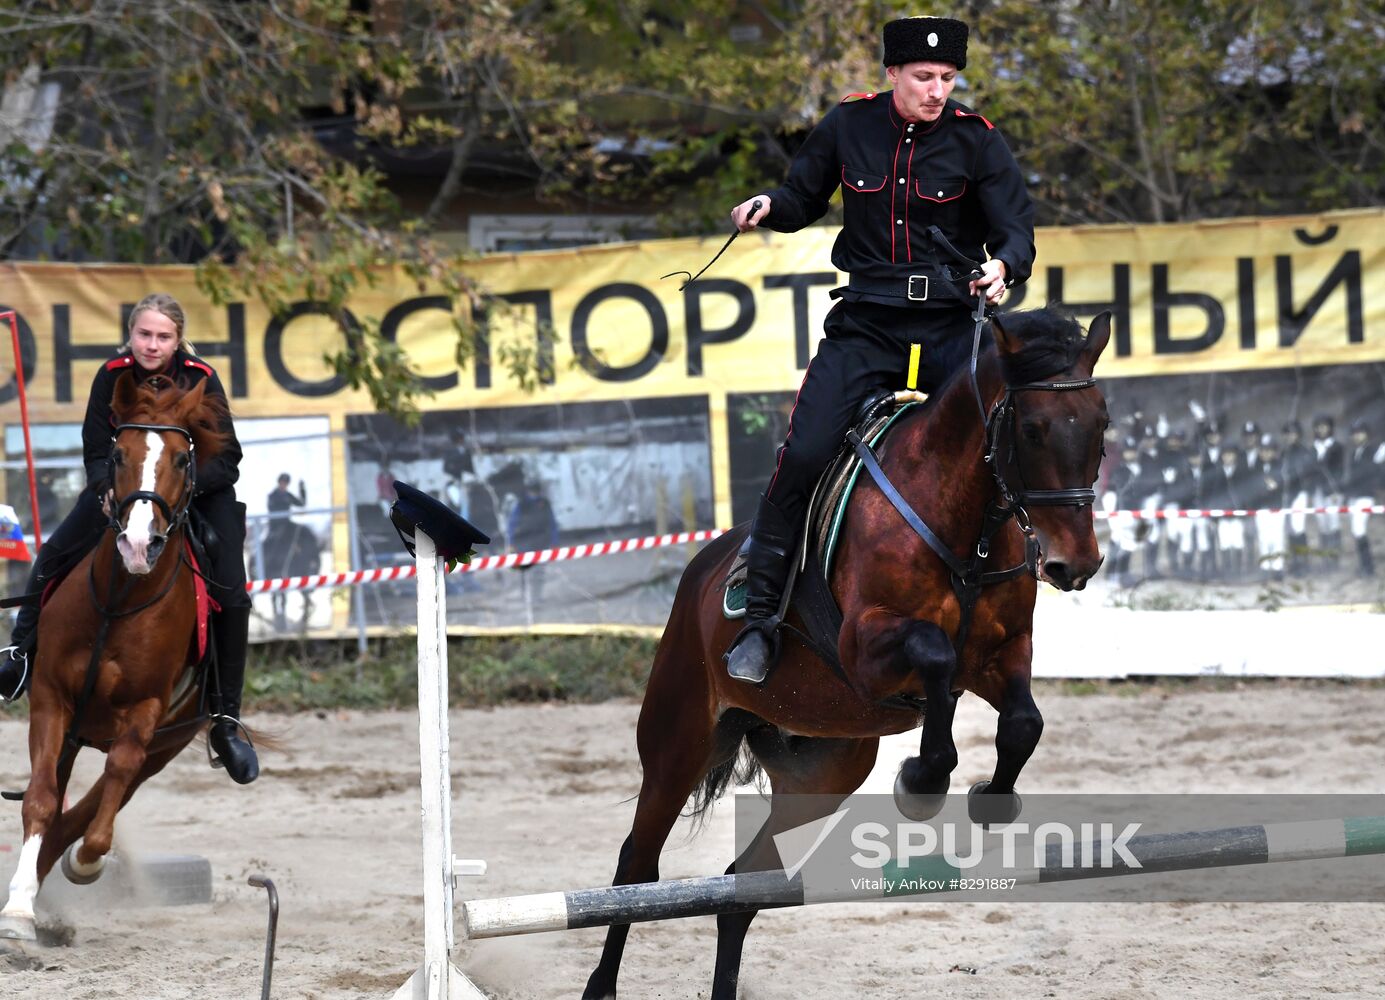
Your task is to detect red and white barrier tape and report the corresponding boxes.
[245,529,726,594]
[1096,504,1385,521]
[245,505,1383,594]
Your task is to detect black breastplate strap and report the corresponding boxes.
[847,429,1037,655]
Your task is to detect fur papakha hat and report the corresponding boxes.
[882,16,968,70]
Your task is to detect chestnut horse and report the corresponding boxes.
[583,308,1112,999]
[0,373,230,941]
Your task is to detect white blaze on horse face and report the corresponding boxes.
[1,834,42,923]
[116,430,164,575]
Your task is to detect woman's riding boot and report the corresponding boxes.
[209,605,259,784]
[725,494,797,684]
[0,540,64,701]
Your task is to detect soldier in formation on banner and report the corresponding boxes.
[1239,420,1261,567]
[722,15,1035,682]
[1210,444,1252,580]
[1280,420,1318,576]
[1343,419,1383,578]
[1102,438,1147,587]
[1136,424,1166,579]
[1158,426,1195,578]
[1253,435,1288,580]
[1312,415,1344,571]
[1182,447,1218,581]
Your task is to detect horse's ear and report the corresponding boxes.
[1079,311,1113,373]
[111,370,139,421]
[991,314,1020,356]
[174,378,209,424]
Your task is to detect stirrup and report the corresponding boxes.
[725,616,782,684]
[0,645,30,703]
[206,713,255,769]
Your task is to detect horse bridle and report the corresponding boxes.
[107,422,197,537]
[983,377,1100,523]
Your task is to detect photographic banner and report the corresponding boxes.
[0,206,1381,636]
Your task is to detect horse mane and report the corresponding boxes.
[113,374,234,465]
[992,307,1090,384]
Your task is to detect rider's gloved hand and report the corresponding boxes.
[969,258,1008,305]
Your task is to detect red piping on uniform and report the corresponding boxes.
[888,128,907,262]
[766,358,815,499]
[184,358,212,376]
[905,124,919,262]
[955,108,994,130]
[841,165,887,193]
[916,179,967,202]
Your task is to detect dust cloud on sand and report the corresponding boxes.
[2,683,1384,999]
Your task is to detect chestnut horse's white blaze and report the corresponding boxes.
[116,431,163,575]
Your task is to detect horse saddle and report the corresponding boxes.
[723,389,928,626]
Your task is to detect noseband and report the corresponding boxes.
[107,423,197,536]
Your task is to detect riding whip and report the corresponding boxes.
[662,199,763,290]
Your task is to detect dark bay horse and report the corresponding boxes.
[0,373,231,941]
[583,308,1112,999]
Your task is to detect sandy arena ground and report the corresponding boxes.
[2,683,1384,999]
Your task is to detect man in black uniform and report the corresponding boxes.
[1312,414,1344,571]
[1158,426,1194,578]
[724,15,1035,682]
[1101,438,1146,587]
[1210,444,1252,581]
[1280,420,1317,576]
[1343,419,1382,577]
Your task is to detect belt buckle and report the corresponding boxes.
[907,275,929,301]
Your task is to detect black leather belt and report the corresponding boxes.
[848,275,934,301]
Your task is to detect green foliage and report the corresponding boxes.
[239,633,659,711]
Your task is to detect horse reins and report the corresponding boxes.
[851,234,1100,657]
[57,424,203,773]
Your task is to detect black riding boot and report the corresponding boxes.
[208,605,259,784]
[725,494,797,684]
[0,538,65,702]
[1357,537,1376,578]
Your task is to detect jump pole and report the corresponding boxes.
[461,815,1385,939]
[391,527,488,1000]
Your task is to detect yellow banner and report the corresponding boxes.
[0,206,1380,629]
[0,206,1378,421]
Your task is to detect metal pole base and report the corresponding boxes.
[390,962,489,1000]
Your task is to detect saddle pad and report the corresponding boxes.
[185,538,219,663]
[723,402,921,618]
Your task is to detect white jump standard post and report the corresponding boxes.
[389,511,489,1000]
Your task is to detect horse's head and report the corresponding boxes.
[108,374,218,575]
[989,309,1112,591]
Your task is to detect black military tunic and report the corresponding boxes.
[34,349,249,611]
[757,91,1036,526]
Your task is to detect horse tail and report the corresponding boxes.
[685,738,762,834]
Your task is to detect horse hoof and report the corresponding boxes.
[893,771,949,821]
[0,910,37,941]
[60,843,106,885]
[967,781,1022,828]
